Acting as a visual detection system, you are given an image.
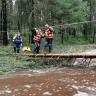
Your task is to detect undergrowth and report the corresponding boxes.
[0,44,96,75]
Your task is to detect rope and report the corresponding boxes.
[0,20,96,33]
[51,20,96,28]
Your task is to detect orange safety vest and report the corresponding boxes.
[45,29,53,38]
[33,31,42,41]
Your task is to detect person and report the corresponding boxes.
[44,24,54,53]
[13,32,22,53]
[33,28,44,54]
[31,28,37,44]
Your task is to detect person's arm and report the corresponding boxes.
[13,35,16,41]
[45,30,48,37]
[40,31,44,38]
[20,37,23,42]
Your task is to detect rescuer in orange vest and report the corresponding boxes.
[44,24,54,53]
[33,28,44,54]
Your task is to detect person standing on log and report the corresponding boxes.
[33,28,44,54]
[44,24,54,53]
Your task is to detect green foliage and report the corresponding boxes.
[1,0,96,74]
[55,0,88,23]
[0,43,96,75]
[6,0,92,30]
[0,71,5,75]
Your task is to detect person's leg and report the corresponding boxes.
[44,39,48,47]
[17,49,20,53]
[14,43,16,53]
[36,46,40,54]
[48,38,53,52]
[14,47,16,53]
[44,39,49,53]
[33,40,38,54]
[17,44,21,53]
[36,42,40,54]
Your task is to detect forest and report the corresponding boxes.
[0,1,96,95]
[0,0,96,45]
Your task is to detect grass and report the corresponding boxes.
[0,43,96,75]
[0,30,96,74]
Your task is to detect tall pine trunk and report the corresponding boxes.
[2,0,8,45]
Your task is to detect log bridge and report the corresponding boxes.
[22,53,96,58]
[22,53,96,67]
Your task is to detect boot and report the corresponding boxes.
[17,49,20,53]
[44,47,47,54]
[36,47,40,54]
[14,47,16,53]
[49,47,52,53]
[33,47,37,54]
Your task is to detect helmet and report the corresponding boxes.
[22,46,31,51]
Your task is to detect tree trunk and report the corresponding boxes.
[0,9,3,33]
[2,0,8,45]
[22,53,96,58]
[31,0,35,44]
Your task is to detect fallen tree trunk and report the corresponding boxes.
[21,53,96,58]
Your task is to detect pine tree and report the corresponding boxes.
[2,0,8,45]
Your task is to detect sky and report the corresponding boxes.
[12,0,16,5]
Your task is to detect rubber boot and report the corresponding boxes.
[33,47,37,54]
[14,47,16,53]
[49,47,52,53]
[36,47,40,54]
[44,47,47,54]
[17,49,20,53]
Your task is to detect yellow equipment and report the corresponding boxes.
[22,46,31,51]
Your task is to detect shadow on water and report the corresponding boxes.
[0,67,96,96]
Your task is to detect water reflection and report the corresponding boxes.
[0,67,96,96]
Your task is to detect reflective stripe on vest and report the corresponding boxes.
[16,36,21,40]
[45,30,53,38]
[33,32,42,41]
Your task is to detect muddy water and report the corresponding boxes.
[0,67,96,96]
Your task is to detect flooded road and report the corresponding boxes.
[0,67,96,96]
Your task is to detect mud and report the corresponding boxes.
[0,67,96,96]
